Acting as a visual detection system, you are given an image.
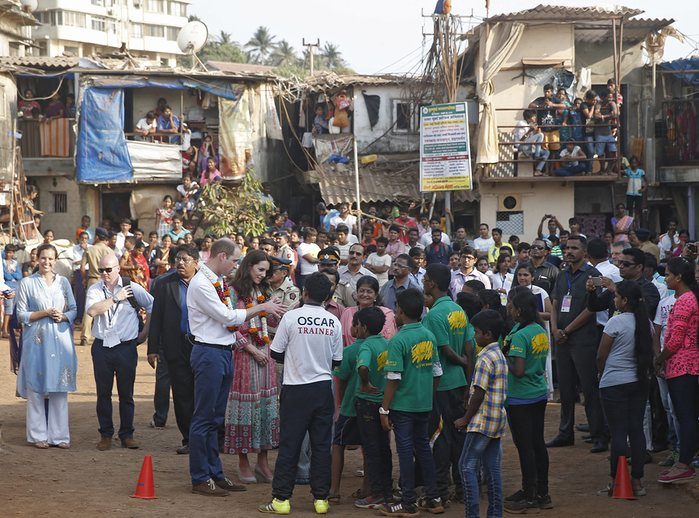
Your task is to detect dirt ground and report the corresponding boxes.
[0,335,697,518]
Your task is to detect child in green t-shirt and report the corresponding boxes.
[353,307,392,509]
[330,313,369,502]
[380,288,444,516]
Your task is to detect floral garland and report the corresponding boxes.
[212,277,237,332]
[241,292,271,347]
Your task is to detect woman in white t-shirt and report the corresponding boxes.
[296,228,320,287]
[514,262,554,398]
[490,254,514,302]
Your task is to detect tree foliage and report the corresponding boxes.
[197,164,275,238]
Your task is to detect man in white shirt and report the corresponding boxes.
[186,239,285,497]
[337,244,375,307]
[114,218,134,256]
[297,228,321,287]
[329,202,358,236]
[473,223,494,256]
[334,224,353,264]
[586,238,621,328]
[259,272,343,515]
[514,109,549,174]
[85,253,153,452]
[419,217,451,248]
[449,247,491,298]
[658,220,680,259]
[135,111,157,139]
[365,237,392,288]
[553,140,587,177]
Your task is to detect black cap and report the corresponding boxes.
[318,247,340,265]
[269,255,292,271]
[95,227,109,239]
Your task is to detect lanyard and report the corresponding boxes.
[103,285,120,327]
[565,267,585,295]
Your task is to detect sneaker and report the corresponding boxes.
[504,498,538,514]
[416,496,445,514]
[379,501,420,517]
[192,478,229,497]
[505,490,526,502]
[214,476,246,492]
[313,499,329,514]
[537,494,554,509]
[354,496,385,509]
[657,466,696,484]
[258,498,290,514]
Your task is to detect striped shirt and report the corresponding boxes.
[467,341,508,438]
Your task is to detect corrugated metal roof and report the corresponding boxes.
[206,60,277,78]
[0,56,79,70]
[487,4,643,22]
[302,72,428,92]
[574,18,674,44]
[309,163,421,204]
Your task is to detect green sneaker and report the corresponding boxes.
[314,499,329,514]
[258,498,291,515]
[658,451,679,467]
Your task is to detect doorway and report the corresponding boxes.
[101,190,133,230]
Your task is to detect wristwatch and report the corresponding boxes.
[112,295,119,304]
[378,407,390,415]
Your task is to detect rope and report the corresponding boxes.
[18,76,67,102]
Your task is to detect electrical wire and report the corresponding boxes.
[372,44,424,75]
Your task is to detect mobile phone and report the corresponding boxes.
[592,277,603,287]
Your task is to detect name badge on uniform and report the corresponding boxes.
[561,295,572,313]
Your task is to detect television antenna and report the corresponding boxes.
[177,20,209,72]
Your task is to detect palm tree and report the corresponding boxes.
[245,26,276,63]
[321,42,344,70]
[269,40,298,66]
[217,30,232,46]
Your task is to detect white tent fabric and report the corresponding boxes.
[476,22,525,165]
[126,140,182,181]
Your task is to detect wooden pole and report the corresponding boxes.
[353,137,361,241]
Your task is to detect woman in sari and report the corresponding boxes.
[200,157,222,187]
[611,203,634,244]
[16,244,77,449]
[224,250,280,483]
[152,234,173,278]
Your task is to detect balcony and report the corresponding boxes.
[18,118,75,176]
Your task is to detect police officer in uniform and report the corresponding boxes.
[317,247,352,307]
[269,255,300,335]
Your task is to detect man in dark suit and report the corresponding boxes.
[148,244,199,454]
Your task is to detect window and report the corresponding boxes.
[91,16,106,32]
[131,23,143,38]
[143,24,164,38]
[168,1,187,16]
[166,26,179,41]
[63,46,79,56]
[495,211,524,236]
[146,0,164,13]
[58,11,87,28]
[392,100,418,133]
[38,41,49,57]
[51,192,68,214]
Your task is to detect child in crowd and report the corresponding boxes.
[2,244,21,338]
[625,155,646,217]
[176,175,200,218]
[352,307,392,510]
[154,195,175,240]
[379,288,444,516]
[455,309,508,518]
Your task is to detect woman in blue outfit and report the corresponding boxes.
[16,243,78,449]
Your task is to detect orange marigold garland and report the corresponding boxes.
[242,291,270,347]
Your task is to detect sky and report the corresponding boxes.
[190,0,699,74]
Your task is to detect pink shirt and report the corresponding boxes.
[200,169,222,186]
[340,305,397,347]
[663,291,699,379]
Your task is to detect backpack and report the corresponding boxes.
[121,277,146,337]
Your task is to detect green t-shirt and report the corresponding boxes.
[356,334,390,403]
[505,323,550,401]
[422,296,468,391]
[385,322,438,413]
[333,338,363,417]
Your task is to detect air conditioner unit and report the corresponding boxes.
[498,194,521,212]
[107,8,113,15]
[134,1,141,8]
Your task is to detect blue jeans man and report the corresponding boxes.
[460,431,503,518]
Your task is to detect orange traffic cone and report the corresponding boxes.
[612,456,636,500]
[131,455,157,499]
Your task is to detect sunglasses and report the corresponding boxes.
[618,260,639,268]
[98,267,115,274]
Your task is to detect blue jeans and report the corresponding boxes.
[657,376,679,450]
[391,410,438,505]
[584,135,596,172]
[460,432,502,518]
[188,344,234,484]
[595,134,617,155]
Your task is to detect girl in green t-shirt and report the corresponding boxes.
[502,287,553,513]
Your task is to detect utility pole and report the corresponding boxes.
[302,38,320,75]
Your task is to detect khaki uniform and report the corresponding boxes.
[334,281,356,308]
[269,276,300,334]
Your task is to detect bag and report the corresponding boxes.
[121,277,146,337]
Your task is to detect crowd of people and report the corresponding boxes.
[4,197,699,517]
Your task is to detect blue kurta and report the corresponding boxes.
[16,274,78,398]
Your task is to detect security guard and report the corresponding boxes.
[268,255,300,336]
[317,247,352,307]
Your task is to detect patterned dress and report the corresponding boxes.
[223,290,280,454]
[156,207,175,240]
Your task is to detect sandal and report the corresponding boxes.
[34,441,49,449]
[327,494,341,504]
[56,442,71,449]
[534,171,544,177]
[351,487,366,499]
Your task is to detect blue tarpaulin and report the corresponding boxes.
[85,75,244,100]
[660,57,699,87]
[76,88,133,183]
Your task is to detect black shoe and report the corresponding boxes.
[504,498,538,514]
[379,501,419,516]
[176,444,189,454]
[537,494,554,509]
[590,441,608,453]
[575,423,590,433]
[505,490,525,502]
[546,436,574,448]
[416,496,444,514]
[644,450,653,464]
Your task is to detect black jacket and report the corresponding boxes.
[147,270,191,362]
[587,276,660,321]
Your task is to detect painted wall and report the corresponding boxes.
[479,182,575,240]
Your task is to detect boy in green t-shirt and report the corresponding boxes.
[380,288,444,516]
[330,314,368,502]
[422,263,470,504]
[352,307,392,510]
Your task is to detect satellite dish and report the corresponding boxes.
[21,0,39,12]
[178,21,208,54]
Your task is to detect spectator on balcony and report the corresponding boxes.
[593,93,619,175]
[19,89,41,117]
[154,97,168,117]
[45,93,65,119]
[514,110,549,177]
[581,91,598,173]
[570,97,585,146]
[528,84,566,159]
[624,156,645,218]
[65,94,76,118]
[182,144,198,175]
[157,105,182,144]
[555,88,573,143]
[197,134,219,174]
[553,140,587,177]
[200,157,222,187]
[176,175,200,217]
[135,111,158,140]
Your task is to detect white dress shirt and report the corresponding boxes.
[115,231,133,255]
[450,268,492,299]
[187,264,248,345]
[591,259,622,326]
[419,232,451,248]
[473,236,495,254]
[85,278,153,347]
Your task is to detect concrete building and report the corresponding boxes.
[32,0,190,66]
[0,0,38,56]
